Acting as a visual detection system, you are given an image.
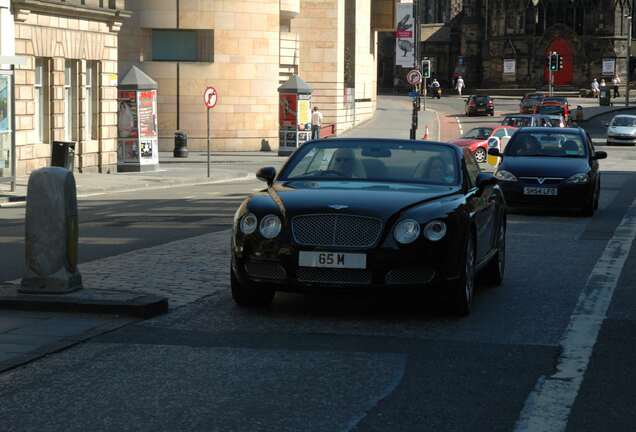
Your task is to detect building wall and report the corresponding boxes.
[119,0,280,152]
[293,0,377,135]
[11,2,123,175]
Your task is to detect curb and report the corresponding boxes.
[0,174,255,209]
[582,106,636,122]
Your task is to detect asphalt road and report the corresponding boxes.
[1,96,636,431]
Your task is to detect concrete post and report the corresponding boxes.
[20,167,82,294]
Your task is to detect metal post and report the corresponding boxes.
[627,16,632,106]
[423,77,427,112]
[10,65,16,192]
[207,108,211,178]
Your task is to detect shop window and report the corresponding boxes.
[34,58,50,144]
[151,29,214,62]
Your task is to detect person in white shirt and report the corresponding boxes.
[612,75,621,97]
[311,107,323,140]
[456,76,465,96]
[591,78,600,97]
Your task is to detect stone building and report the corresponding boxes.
[118,0,394,152]
[8,0,129,177]
[416,0,635,89]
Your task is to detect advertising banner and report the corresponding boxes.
[395,3,415,68]
[137,90,158,138]
[602,58,616,76]
[298,94,311,126]
[118,90,138,139]
[279,93,297,127]
[503,59,516,74]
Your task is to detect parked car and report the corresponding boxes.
[519,92,545,114]
[488,127,606,216]
[448,126,517,163]
[606,114,636,146]
[465,95,495,116]
[501,114,553,128]
[231,138,507,315]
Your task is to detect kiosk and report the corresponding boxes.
[278,75,312,156]
[117,66,159,172]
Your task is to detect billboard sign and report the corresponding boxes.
[395,3,415,68]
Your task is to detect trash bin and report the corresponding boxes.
[173,131,188,157]
[599,87,611,106]
[51,141,76,171]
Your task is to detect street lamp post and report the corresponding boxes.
[626,15,632,106]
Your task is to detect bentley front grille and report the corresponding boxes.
[292,214,383,248]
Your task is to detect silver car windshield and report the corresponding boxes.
[611,117,636,127]
[281,141,461,186]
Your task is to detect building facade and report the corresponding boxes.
[416,0,635,90]
[118,0,393,152]
[7,0,129,177]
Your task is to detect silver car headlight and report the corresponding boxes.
[423,220,447,242]
[566,173,590,184]
[240,213,258,235]
[394,219,420,244]
[494,170,518,182]
[259,214,282,239]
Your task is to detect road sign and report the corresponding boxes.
[203,86,218,109]
[407,69,422,85]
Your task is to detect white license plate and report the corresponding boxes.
[298,251,366,269]
[524,187,558,196]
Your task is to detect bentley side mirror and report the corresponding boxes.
[476,172,497,188]
[488,148,502,158]
[593,151,608,160]
[256,166,277,186]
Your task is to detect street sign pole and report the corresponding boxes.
[423,77,427,112]
[207,107,211,178]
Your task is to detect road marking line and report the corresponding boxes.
[456,117,463,135]
[514,198,636,432]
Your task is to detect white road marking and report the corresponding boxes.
[456,117,463,136]
[514,198,636,432]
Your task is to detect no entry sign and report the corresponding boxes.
[203,86,218,109]
[406,69,422,86]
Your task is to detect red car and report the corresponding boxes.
[535,97,570,122]
[448,126,517,163]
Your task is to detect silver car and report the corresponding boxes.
[606,114,636,146]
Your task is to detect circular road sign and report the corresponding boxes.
[203,86,218,109]
[407,69,422,85]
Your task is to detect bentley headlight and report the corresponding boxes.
[566,173,590,184]
[494,170,518,182]
[394,219,421,244]
[240,213,258,235]
[423,220,447,242]
[259,214,282,239]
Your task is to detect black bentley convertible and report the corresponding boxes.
[231,138,507,315]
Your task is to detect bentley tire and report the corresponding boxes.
[231,269,275,307]
[483,222,505,286]
[450,234,476,316]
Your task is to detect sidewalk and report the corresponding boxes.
[0,151,285,208]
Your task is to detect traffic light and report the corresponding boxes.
[421,60,431,79]
[549,52,559,71]
[558,55,564,70]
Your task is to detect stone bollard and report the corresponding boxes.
[20,167,82,294]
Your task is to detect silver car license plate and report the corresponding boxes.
[298,251,366,269]
[524,187,558,196]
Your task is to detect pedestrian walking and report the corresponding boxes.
[456,76,465,96]
[612,75,621,97]
[591,78,600,98]
[430,78,441,99]
[311,106,323,140]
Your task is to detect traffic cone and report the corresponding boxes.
[422,125,429,140]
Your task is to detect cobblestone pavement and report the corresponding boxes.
[82,229,231,308]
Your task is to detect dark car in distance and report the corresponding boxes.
[465,95,495,116]
[231,138,507,316]
[488,128,607,216]
[519,93,545,114]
